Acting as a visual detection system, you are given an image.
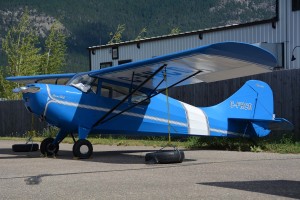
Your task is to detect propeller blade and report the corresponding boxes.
[13,86,40,93]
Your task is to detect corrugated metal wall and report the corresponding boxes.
[289,0,300,69]
[90,0,300,70]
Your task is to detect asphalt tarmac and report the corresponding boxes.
[1,140,300,200]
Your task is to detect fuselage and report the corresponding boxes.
[21,79,280,139]
[22,83,215,137]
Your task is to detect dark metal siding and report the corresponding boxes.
[0,100,47,137]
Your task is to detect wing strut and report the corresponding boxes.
[92,64,167,128]
[99,70,203,125]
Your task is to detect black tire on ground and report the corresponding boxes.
[12,143,39,152]
[40,138,59,156]
[72,139,93,159]
[145,149,185,164]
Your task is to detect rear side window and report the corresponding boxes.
[100,82,150,104]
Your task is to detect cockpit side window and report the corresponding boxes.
[68,73,98,93]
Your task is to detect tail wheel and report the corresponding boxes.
[40,138,59,156]
[73,139,93,159]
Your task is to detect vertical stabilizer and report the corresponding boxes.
[201,80,280,137]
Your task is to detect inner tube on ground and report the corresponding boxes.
[145,149,185,164]
[12,143,39,152]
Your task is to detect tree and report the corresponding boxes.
[0,67,17,100]
[135,27,147,40]
[0,9,68,99]
[2,8,41,77]
[40,21,67,74]
[170,27,181,35]
[108,24,126,44]
[1,8,41,99]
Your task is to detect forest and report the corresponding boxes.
[0,0,276,71]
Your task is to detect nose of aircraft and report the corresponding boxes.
[13,84,47,117]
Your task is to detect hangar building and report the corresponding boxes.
[88,0,300,71]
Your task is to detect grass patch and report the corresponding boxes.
[184,134,300,154]
[0,135,183,148]
[185,136,253,151]
[262,135,300,154]
[1,131,299,154]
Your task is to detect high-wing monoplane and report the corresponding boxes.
[7,42,293,158]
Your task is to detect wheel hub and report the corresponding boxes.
[47,143,57,153]
[79,145,89,154]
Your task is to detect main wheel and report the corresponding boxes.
[40,138,59,156]
[72,139,93,159]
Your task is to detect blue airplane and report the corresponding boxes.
[7,42,293,159]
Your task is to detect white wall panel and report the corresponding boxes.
[90,0,299,71]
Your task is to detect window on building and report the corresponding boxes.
[112,46,119,59]
[292,0,300,11]
[118,59,132,65]
[100,62,112,69]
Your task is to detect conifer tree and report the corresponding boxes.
[41,21,67,74]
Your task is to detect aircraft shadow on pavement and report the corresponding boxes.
[0,148,41,159]
[198,180,300,199]
[0,148,196,164]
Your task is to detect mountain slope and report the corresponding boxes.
[0,0,276,72]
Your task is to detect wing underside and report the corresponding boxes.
[7,42,276,90]
[6,73,76,85]
[89,42,276,91]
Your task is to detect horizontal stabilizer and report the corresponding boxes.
[229,118,294,137]
[229,118,294,131]
[258,118,294,131]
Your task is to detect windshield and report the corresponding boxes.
[68,73,96,93]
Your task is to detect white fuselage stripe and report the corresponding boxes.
[44,85,187,128]
[180,102,209,135]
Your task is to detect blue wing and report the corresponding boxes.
[6,73,76,85]
[7,42,276,90]
[89,42,276,91]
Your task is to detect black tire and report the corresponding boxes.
[40,138,59,156]
[145,149,185,164]
[12,143,39,152]
[72,139,93,159]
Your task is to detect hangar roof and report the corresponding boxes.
[88,17,277,50]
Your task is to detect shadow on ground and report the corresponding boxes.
[199,180,300,199]
[0,147,196,164]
